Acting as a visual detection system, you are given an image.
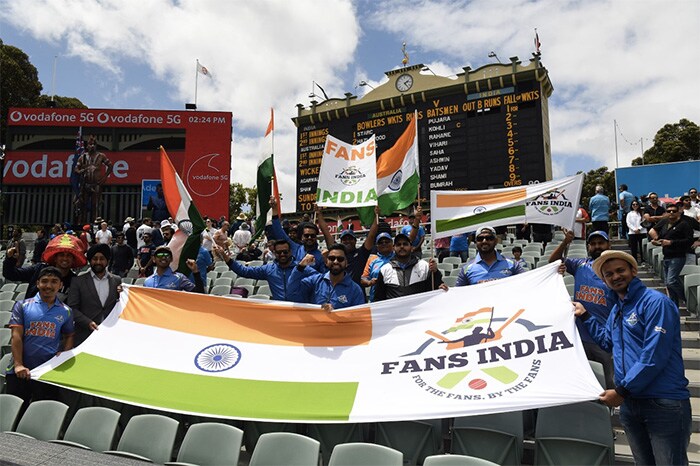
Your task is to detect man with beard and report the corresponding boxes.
[268,196,326,273]
[643,192,666,232]
[214,239,313,302]
[575,251,690,466]
[456,226,525,286]
[290,244,365,311]
[374,233,446,301]
[109,232,134,277]
[66,244,122,346]
[3,234,87,301]
[549,229,614,388]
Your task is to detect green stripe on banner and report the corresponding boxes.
[435,205,526,233]
[482,366,519,384]
[437,370,470,389]
[40,353,358,421]
[377,171,420,216]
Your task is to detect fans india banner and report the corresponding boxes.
[32,262,601,422]
[316,135,377,215]
[431,174,584,239]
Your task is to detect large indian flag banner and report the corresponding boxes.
[32,262,601,422]
[431,174,584,239]
[316,135,377,225]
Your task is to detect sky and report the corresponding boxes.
[2,0,699,212]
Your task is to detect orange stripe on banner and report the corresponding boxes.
[436,188,527,208]
[376,117,416,178]
[121,286,372,347]
[160,147,182,214]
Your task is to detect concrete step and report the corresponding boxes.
[684,331,700,348]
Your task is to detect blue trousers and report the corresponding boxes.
[663,257,686,306]
[620,397,691,465]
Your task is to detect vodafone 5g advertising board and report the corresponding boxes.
[5,107,232,218]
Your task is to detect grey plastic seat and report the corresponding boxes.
[535,402,614,465]
[15,283,28,293]
[210,284,231,296]
[443,257,464,267]
[0,300,14,312]
[424,454,499,465]
[50,406,120,451]
[213,277,233,288]
[249,294,271,300]
[104,413,179,463]
[442,275,458,287]
[329,442,403,465]
[249,431,320,466]
[234,277,256,287]
[0,311,11,327]
[376,419,442,465]
[451,411,523,465]
[8,400,69,440]
[0,283,17,292]
[0,394,23,432]
[256,285,272,296]
[308,423,367,464]
[0,353,12,393]
[165,422,243,466]
[0,291,14,301]
[588,360,606,388]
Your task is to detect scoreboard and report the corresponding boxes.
[293,58,553,213]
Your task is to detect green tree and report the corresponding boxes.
[229,183,257,219]
[36,95,87,109]
[632,118,699,165]
[0,39,43,144]
[579,166,615,211]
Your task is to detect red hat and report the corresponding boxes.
[41,233,87,268]
[83,225,91,231]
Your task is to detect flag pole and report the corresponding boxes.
[194,59,200,106]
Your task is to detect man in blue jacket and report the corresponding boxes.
[268,196,326,273]
[290,244,365,311]
[214,240,313,302]
[574,250,690,465]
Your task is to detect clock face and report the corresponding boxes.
[396,74,413,92]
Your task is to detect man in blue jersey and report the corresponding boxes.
[290,244,365,311]
[549,229,614,387]
[361,232,395,302]
[589,185,611,234]
[401,205,426,257]
[214,239,314,302]
[455,226,525,286]
[143,246,204,293]
[6,267,75,407]
[575,250,690,466]
[268,196,326,273]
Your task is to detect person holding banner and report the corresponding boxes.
[290,244,365,311]
[455,226,525,286]
[268,196,326,274]
[574,250,690,466]
[550,229,614,388]
[374,233,446,300]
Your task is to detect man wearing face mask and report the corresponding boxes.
[549,229,614,388]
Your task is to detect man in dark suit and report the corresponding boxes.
[66,244,122,346]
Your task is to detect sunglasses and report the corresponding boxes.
[274,250,290,255]
[476,235,496,242]
[667,209,679,214]
[327,256,346,262]
[302,233,316,239]
[154,253,172,258]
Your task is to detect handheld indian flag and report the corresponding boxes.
[30,263,602,422]
[431,174,584,238]
[160,147,206,274]
[253,109,280,241]
[376,112,420,215]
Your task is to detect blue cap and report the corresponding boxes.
[587,230,610,243]
[339,230,356,239]
[376,232,393,244]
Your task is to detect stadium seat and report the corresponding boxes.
[133,278,147,286]
[248,260,263,267]
[563,275,575,286]
[234,277,256,287]
[243,421,296,452]
[0,328,12,356]
[0,300,14,312]
[166,422,243,466]
[684,274,700,314]
[0,353,12,393]
[0,311,10,327]
[255,279,269,289]
[219,270,237,279]
[249,294,270,300]
[589,361,606,388]
[249,432,320,466]
[213,277,233,288]
[451,411,523,465]
[534,402,614,465]
[565,283,575,298]
[437,263,454,274]
[376,419,442,465]
[210,285,231,296]
[329,442,402,466]
[0,394,23,432]
[442,276,458,287]
[0,283,17,292]
[424,454,499,465]
[256,285,272,297]
[8,400,69,441]
[104,414,179,463]
[121,277,134,285]
[308,423,367,464]
[50,406,120,451]
[443,257,463,268]
[0,292,15,301]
